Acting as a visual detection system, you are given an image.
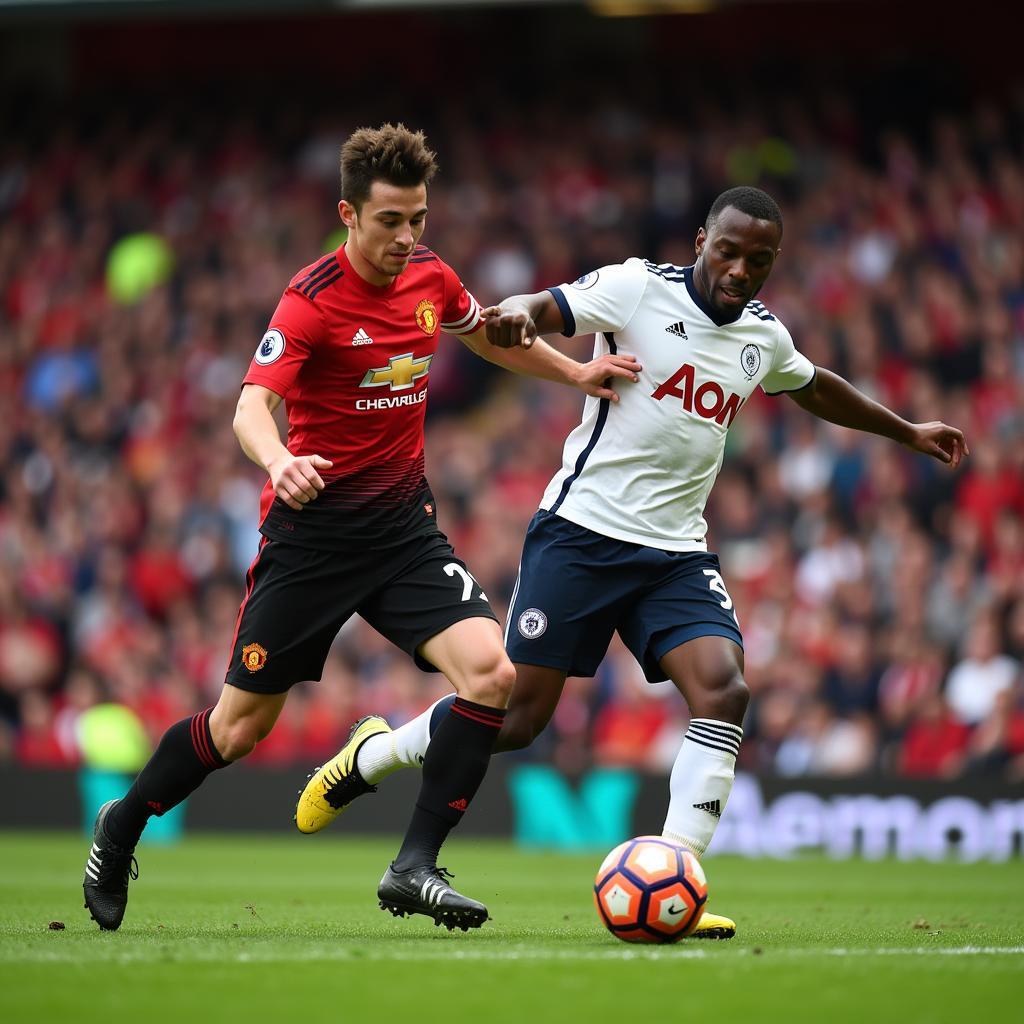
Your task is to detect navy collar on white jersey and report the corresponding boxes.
[684,264,744,327]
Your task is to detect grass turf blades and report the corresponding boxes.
[1,834,1021,1024]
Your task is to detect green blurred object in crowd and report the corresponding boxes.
[77,703,150,772]
[325,227,348,251]
[77,703,185,843]
[105,232,175,305]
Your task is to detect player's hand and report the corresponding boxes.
[574,353,642,403]
[481,305,538,349]
[268,453,333,510]
[905,422,969,468]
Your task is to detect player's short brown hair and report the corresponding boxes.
[340,123,438,210]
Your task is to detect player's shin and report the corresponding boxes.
[85,708,231,930]
[391,696,504,871]
[662,718,742,857]
[105,708,231,848]
[356,693,454,783]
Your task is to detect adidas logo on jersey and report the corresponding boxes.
[352,328,373,346]
[693,799,722,818]
[665,321,688,339]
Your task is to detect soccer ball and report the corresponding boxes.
[593,835,707,943]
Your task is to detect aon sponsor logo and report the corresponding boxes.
[651,362,745,427]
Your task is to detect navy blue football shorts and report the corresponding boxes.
[504,510,743,683]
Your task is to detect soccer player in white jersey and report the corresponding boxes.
[296,187,967,937]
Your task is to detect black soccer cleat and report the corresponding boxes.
[377,864,489,932]
[83,799,139,931]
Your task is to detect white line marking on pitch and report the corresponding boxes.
[9,945,1024,965]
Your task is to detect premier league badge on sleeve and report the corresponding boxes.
[255,329,286,365]
[740,343,761,380]
[571,271,599,290]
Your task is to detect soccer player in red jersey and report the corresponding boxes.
[83,124,640,932]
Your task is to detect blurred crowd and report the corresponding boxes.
[2,73,1023,783]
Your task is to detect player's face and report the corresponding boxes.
[693,206,781,318]
[339,181,428,285]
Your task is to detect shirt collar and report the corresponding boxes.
[684,264,744,327]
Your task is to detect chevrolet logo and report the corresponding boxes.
[359,352,433,391]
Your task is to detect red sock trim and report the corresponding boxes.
[451,697,506,730]
[190,708,223,769]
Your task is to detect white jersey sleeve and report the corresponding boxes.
[760,319,815,395]
[550,258,650,337]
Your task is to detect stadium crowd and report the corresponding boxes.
[1,77,1023,783]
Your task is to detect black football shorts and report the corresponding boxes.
[224,530,498,694]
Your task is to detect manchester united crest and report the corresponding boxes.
[241,642,268,673]
[415,299,438,336]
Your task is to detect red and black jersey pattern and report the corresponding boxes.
[243,243,482,550]
[259,453,438,549]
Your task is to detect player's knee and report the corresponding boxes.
[212,716,270,762]
[461,654,516,708]
[699,670,749,725]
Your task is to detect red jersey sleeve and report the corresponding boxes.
[438,259,483,336]
[242,288,324,397]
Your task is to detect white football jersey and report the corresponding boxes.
[540,258,815,551]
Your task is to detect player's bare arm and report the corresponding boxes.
[482,289,565,348]
[458,292,641,403]
[787,366,969,467]
[233,383,333,510]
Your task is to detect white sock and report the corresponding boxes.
[662,718,743,858]
[355,695,452,785]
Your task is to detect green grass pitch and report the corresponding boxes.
[1,833,1021,1024]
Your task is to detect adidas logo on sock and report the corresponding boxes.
[693,799,721,818]
[448,798,468,811]
[665,321,688,339]
[352,327,373,345]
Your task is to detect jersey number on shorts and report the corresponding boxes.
[444,562,487,602]
[703,568,739,626]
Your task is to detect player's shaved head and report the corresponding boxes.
[706,186,783,235]
[341,123,439,211]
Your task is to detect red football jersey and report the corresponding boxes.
[243,243,482,549]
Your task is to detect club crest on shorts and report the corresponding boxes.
[518,608,548,639]
[415,299,438,336]
[255,329,285,365]
[241,642,268,673]
[740,343,761,379]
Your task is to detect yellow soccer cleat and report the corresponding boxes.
[689,910,736,940]
[295,715,391,834]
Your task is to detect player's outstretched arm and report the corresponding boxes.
[233,384,333,510]
[787,367,969,467]
[457,292,641,402]
[481,291,566,349]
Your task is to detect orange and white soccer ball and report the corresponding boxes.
[593,835,707,943]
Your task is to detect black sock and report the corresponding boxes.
[105,707,229,848]
[393,697,506,872]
